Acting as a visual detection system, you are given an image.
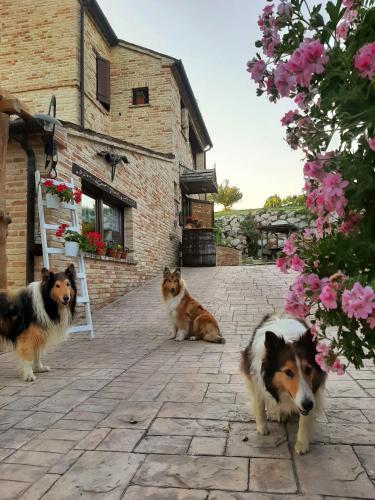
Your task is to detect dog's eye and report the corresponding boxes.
[66,282,70,287]
[284,369,294,378]
[55,284,60,288]
[305,366,312,376]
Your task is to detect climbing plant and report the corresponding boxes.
[248,0,375,370]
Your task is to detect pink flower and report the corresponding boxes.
[367,314,375,329]
[289,254,305,272]
[329,271,347,290]
[276,256,288,273]
[342,282,375,319]
[313,260,320,268]
[331,358,345,376]
[274,62,296,97]
[354,42,375,80]
[319,285,337,310]
[336,21,349,40]
[294,92,308,110]
[283,238,296,256]
[263,4,274,16]
[343,0,353,7]
[287,39,329,88]
[304,273,321,292]
[338,211,362,235]
[247,59,266,83]
[316,342,330,356]
[344,8,357,23]
[367,137,375,151]
[277,2,292,18]
[285,289,307,317]
[310,324,317,339]
[281,109,299,126]
[315,353,329,372]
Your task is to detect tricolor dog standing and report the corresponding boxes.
[241,314,326,454]
[0,265,77,381]
[162,267,225,344]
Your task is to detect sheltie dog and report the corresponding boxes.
[0,264,77,381]
[162,267,225,344]
[240,314,326,454]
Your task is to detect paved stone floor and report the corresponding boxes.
[0,266,374,499]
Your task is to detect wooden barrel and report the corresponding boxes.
[182,228,216,267]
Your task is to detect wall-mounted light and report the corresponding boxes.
[98,151,129,182]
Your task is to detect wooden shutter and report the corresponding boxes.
[96,56,110,110]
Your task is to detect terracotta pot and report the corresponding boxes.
[107,248,117,258]
[96,248,106,257]
[121,251,128,259]
[116,250,122,258]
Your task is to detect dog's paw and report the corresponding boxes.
[256,423,270,435]
[188,336,196,341]
[295,439,310,455]
[34,365,50,373]
[23,372,36,382]
[175,331,186,342]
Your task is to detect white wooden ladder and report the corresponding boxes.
[35,171,94,338]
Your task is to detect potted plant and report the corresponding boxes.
[106,241,117,258]
[96,241,106,257]
[84,232,107,256]
[121,246,130,259]
[55,224,86,257]
[115,244,123,258]
[43,179,82,208]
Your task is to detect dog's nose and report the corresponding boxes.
[301,399,314,412]
[170,288,175,293]
[63,295,70,305]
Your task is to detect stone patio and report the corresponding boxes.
[0,266,374,499]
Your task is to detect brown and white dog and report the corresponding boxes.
[0,265,77,381]
[162,267,225,344]
[240,314,326,454]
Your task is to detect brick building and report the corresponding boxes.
[1,0,217,310]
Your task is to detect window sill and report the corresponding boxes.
[83,252,137,265]
[129,103,150,108]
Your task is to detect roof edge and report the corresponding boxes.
[82,0,118,46]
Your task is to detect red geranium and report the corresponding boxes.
[73,188,82,204]
[43,180,54,188]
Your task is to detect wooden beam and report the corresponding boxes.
[0,86,32,119]
[0,97,22,115]
[0,113,11,292]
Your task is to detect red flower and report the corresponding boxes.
[55,223,69,237]
[56,184,68,193]
[96,241,105,250]
[73,188,82,204]
[43,180,54,187]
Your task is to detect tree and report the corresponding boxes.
[240,213,260,257]
[264,194,282,208]
[210,179,243,211]
[248,1,375,371]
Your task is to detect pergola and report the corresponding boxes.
[0,87,32,291]
[259,222,298,260]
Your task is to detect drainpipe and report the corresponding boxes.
[19,135,36,284]
[79,0,85,128]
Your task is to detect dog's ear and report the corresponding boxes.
[65,263,76,281]
[297,329,317,349]
[41,267,53,283]
[174,267,181,277]
[264,331,285,353]
[163,266,171,277]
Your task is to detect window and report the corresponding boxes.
[82,190,124,245]
[132,87,149,106]
[96,55,110,110]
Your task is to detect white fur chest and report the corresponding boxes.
[164,291,184,323]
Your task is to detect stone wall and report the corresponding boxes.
[216,208,311,254]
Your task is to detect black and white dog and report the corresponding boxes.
[241,314,326,454]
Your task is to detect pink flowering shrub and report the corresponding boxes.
[248,0,375,371]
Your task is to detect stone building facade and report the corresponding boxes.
[1,0,213,310]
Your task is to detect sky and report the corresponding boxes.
[97,0,305,209]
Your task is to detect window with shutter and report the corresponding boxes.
[96,56,110,111]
